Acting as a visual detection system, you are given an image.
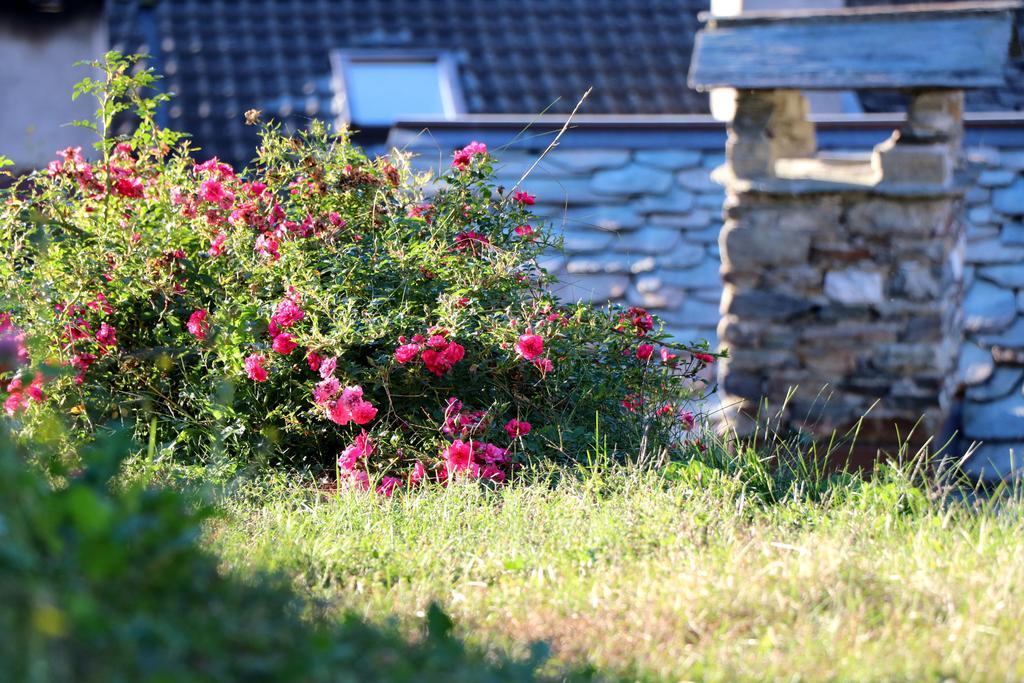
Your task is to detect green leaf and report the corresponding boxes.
[63,487,114,536]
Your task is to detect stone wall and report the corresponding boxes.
[394,116,1024,473]
[503,148,727,346]
[959,146,1024,478]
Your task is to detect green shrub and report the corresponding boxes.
[0,53,716,484]
[0,420,557,682]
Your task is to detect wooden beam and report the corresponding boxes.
[688,2,1020,90]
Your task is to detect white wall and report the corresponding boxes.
[0,9,106,171]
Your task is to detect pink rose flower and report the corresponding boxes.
[338,430,374,470]
[70,352,97,372]
[4,391,24,416]
[409,461,427,485]
[636,343,654,361]
[96,322,118,349]
[272,333,297,355]
[313,377,340,405]
[513,191,535,205]
[480,465,506,483]
[25,373,45,403]
[394,343,421,364]
[504,419,531,439]
[514,224,534,238]
[113,176,145,198]
[327,386,377,426]
[271,296,304,328]
[442,439,475,473]
[476,442,509,465]
[350,401,379,424]
[187,309,210,340]
[376,476,403,497]
[443,341,465,364]
[515,333,544,361]
[451,141,488,170]
[342,468,371,492]
[199,178,234,209]
[244,354,268,382]
[255,233,280,261]
[319,356,337,379]
[421,342,464,377]
[208,232,227,257]
[420,349,446,376]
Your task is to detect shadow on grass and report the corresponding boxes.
[0,423,598,683]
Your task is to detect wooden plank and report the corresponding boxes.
[698,1,1021,27]
[688,6,1018,90]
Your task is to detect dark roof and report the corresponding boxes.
[109,0,1023,168]
[108,0,709,166]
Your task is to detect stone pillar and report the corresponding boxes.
[727,90,817,178]
[716,92,965,463]
[873,90,964,188]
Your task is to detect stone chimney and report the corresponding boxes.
[689,1,1020,463]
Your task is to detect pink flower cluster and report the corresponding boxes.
[0,313,29,369]
[268,290,304,336]
[440,439,509,483]
[453,231,490,255]
[514,332,553,374]
[53,299,119,384]
[47,146,102,196]
[244,354,268,382]
[4,372,44,416]
[394,331,466,377]
[183,156,351,264]
[442,397,488,438]
[618,306,654,337]
[651,402,696,430]
[0,313,44,416]
[451,141,488,170]
[108,143,145,198]
[47,143,144,199]
[242,290,308,383]
[434,397,530,484]
[187,309,210,340]
[312,359,378,427]
[336,431,401,496]
[268,291,303,352]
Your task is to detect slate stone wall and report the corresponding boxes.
[958,146,1024,478]
[482,146,728,346]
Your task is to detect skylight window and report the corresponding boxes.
[330,51,465,127]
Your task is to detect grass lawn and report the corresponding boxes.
[208,462,1024,682]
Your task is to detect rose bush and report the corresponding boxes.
[0,53,718,489]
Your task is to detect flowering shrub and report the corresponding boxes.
[0,53,717,488]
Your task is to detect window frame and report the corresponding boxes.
[329,49,466,128]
